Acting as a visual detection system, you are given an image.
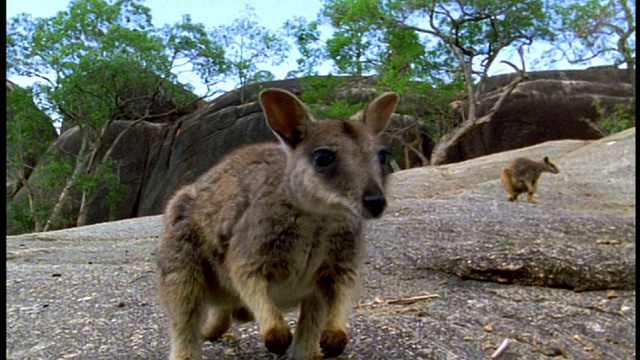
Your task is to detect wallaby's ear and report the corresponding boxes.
[352,92,399,134]
[543,156,550,163]
[260,89,309,147]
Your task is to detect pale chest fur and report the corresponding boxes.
[232,209,364,309]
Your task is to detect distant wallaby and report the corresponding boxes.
[156,89,399,360]
[500,156,560,203]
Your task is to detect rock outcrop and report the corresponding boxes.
[6,128,635,359]
[137,101,276,216]
[442,67,635,164]
[58,64,204,134]
[6,69,634,234]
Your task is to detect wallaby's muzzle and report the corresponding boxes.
[363,186,387,219]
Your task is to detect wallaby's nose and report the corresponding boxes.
[363,188,387,219]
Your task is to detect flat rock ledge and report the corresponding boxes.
[7,128,635,359]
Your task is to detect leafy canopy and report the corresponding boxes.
[211,5,290,91]
[550,0,636,69]
[6,0,226,126]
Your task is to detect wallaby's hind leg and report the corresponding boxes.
[525,180,538,203]
[500,168,517,202]
[158,268,205,360]
[201,305,231,341]
[200,304,255,341]
[157,191,206,360]
[231,306,254,323]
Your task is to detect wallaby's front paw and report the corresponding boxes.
[201,311,231,341]
[320,329,348,358]
[263,325,293,355]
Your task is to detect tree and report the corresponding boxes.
[6,0,227,231]
[320,0,386,77]
[289,0,554,165]
[383,0,554,165]
[283,17,328,78]
[6,84,58,231]
[211,5,290,103]
[550,0,636,86]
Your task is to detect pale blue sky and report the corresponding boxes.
[7,0,603,98]
[6,0,325,95]
[6,0,323,40]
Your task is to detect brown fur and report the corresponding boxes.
[156,89,399,360]
[500,156,560,203]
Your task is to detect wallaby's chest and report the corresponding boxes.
[273,214,359,267]
[243,214,361,309]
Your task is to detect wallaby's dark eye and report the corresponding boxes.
[378,149,391,165]
[311,149,336,170]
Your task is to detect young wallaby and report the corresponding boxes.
[500,156,560,203]
[156,88,399,360]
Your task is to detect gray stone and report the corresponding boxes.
[6,128,635,359]
[441,68,635,164]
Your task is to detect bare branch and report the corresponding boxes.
[405,143,429,167]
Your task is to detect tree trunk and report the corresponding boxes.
[43,135,89,232]
[429,73,526,166]
[76,191,91,228]
[19,175,42,232]
[76,118,145,227]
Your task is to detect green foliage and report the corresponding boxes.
[592,99,635,135]
[9,152,75,232]
[283,17,326,77]
[286,0,556,157]
[211,5,290,97]
[7,0,224,125]
[105,177,127,222]
[550,0,636,71]
[6,0,229,231]
[298,75,366,119]
[321,0,387,77]
[8,201,37,233]
[160,14,227,88]
[298,75,350,104]
[288,0,554,85]
[6,85,55,173]
[376,26,430,90]
[6,85,58,232]
[317,99,366,120]
[75,158,127,221]
[387,0,554,82]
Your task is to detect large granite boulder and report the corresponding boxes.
[6,121,169,234]
[6,76,432,233]
[137,101,276,216]
[441,67,635,164]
